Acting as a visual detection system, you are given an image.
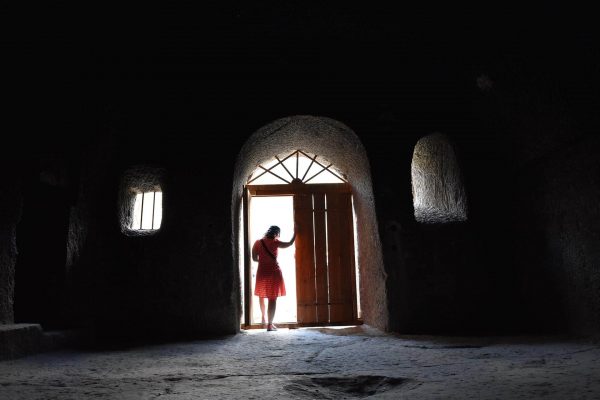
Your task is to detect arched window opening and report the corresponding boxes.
[411,133,468,223]
[247,150,346,185]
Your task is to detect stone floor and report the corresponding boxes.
[0,325,599,399]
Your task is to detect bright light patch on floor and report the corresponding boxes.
[131,191,162,230]
[249,196,297,324]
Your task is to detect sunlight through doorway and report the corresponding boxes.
[249,196,297,324]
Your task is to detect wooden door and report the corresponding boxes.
[294,193,318,323]
[294,189,356,325]
[324,192,355,323]
[245,183,357,327]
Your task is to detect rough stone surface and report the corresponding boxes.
[0,324,79,361]
[411,133,468,223]
[0,323,43,360]
[373,126,515,334]
[514,134,600,335]
[233,116,388,330]
[1,326,599,399]
[63,127,240,340]
[0,172,22,324]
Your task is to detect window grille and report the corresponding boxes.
[131,191,163,230]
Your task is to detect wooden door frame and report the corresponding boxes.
[242,182,360,329]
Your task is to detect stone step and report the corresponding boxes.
[0,323,43,360]
[0,324,79,361]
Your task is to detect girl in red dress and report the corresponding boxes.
[252,225,296,331]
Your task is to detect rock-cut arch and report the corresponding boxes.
[231,115,388,331]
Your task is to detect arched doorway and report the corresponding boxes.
[244,150,359,327]
[232,116,388,331]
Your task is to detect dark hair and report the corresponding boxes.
[265,225,281,239]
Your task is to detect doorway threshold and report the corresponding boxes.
[241,319,363,330]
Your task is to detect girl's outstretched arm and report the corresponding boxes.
[278,224,298,248]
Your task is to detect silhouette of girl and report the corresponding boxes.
[252,225,296,331]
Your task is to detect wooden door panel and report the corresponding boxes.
[294,194,317,323]
[313,193,329,323]
[326,192,355,323]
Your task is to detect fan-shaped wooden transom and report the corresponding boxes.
[247,150,346,185]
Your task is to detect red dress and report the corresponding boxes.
[253,237,286,299]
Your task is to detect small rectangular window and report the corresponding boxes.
[131,191,162,230]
